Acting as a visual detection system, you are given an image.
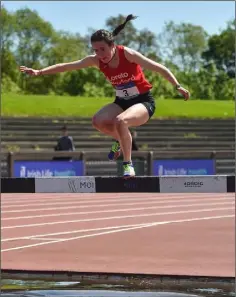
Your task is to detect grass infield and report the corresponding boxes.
[2,93,234,118]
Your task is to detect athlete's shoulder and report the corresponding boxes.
[116,44,124,50]
[123,46,139,63]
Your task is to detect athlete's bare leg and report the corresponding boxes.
[114,103,149,162]
[92,103,123,140]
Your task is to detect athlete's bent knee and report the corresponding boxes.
[114,116,128,129]
[92,116,115,132]
[92,115,100,129]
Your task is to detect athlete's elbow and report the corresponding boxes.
[155,64,169,74]
[145,63,167,74]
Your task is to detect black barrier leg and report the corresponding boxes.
[227,175,235,192]
[95,176,160,193]
[1,178,35,193]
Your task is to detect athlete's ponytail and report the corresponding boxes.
[91,14,138,45]
[112,14,138,37]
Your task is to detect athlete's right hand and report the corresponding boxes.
[19,66,41,76]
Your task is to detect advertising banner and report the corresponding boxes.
[13,160,84,177]
[153,159,215,176]
[35,176,96,193]
[159,175,227,193]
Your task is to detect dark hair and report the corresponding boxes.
[61,125,67,131]
[91,14,137,46]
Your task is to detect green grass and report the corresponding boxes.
[2,93,235,118]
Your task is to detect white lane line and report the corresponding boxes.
[2,197,233,214]
[2,196,163,208]
[1,223,157,242]
[29,238,69,241]
[2,207,234,229]
[2,215,234,252]
[2,201,234,221]
[1,194,162,205]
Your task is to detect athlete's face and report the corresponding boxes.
[92,41,115,63]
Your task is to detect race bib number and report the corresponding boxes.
[115,82,140,99]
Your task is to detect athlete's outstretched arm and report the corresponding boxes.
[124,47,190,100]
[19,55,98,76]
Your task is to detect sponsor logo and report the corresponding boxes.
[68,179,95,193]
[124,180,138,190]
[184,181,204,187]
[158,165,187,176]
[20,166,54,177]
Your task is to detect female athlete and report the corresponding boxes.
[20,14,190,178]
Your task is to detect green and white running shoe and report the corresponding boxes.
[123,162,135,178]
[108,141,121,161]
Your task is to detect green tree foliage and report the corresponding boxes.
[158,21,208,72]
[202,20,235,78]
[1,8,234,100]
[1,7,19,83]
[106,14,160,58]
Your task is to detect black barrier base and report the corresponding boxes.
[1,178,35,193]
[95,176,160,193]
[227,175,235,192]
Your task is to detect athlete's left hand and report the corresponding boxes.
[178,86,190,101]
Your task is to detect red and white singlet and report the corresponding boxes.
[99,45,152,99]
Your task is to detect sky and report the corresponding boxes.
[2,1,235,37]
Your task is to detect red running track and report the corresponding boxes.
[1,192,235,277]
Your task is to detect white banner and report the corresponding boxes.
[35,176,96,193]
[160,175,227,193]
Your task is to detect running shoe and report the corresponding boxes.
[108,141,121,161]
[123,162,135,178]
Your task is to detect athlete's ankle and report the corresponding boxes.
[123,161,132,165]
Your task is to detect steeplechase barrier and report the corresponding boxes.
[1,175,235,193]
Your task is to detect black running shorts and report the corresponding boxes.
[114,91,156,119]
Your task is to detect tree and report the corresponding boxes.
[44,30,89,95]
[1,6,233,100]
[14,8,55,68]
[105,14,159,57]
[159,21,208,71]
[12,8,56,93]
[1,7,19,83]
[135,28,159,58]
[202,20,235,78]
